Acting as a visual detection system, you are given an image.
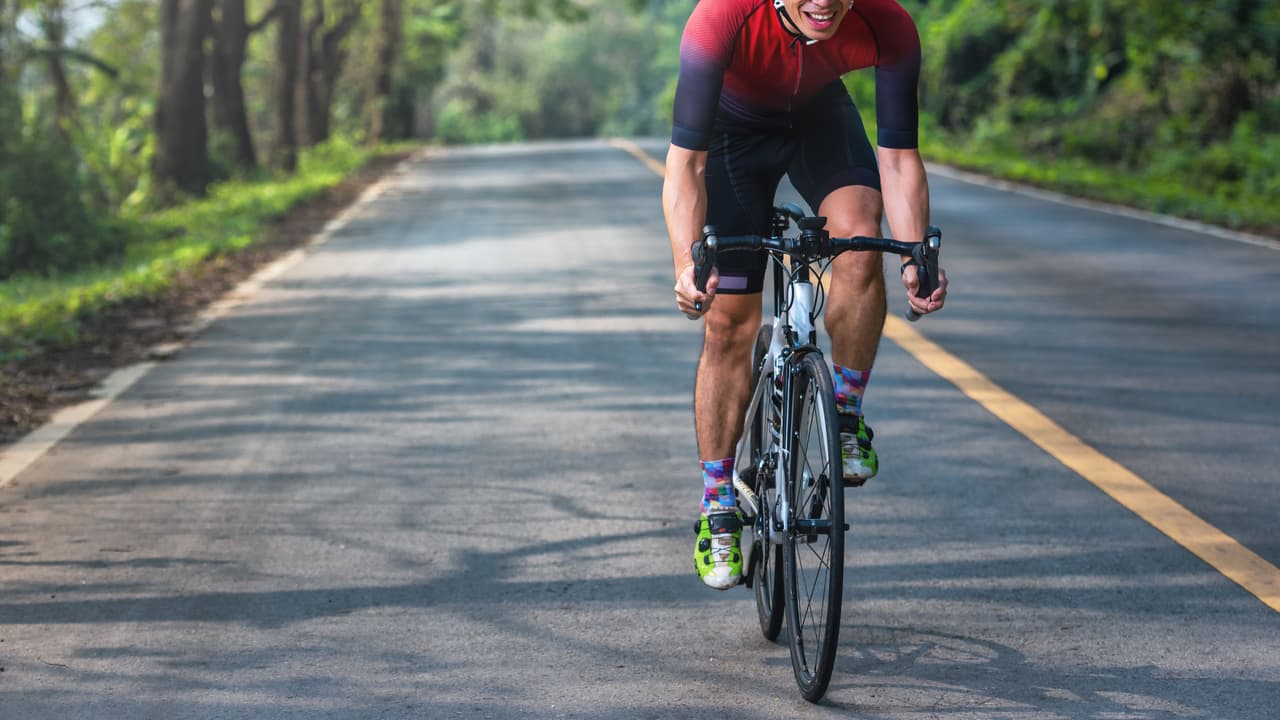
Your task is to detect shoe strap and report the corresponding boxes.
[838,413,873,440]
[706,511,742,535]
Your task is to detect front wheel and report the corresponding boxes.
[783,351,844,702]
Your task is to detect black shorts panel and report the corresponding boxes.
[704,83,879,295]
[788,83,882,210]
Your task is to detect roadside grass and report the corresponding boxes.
[0,139,414,361]
[918,131,1279,236]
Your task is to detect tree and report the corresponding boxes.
[210,0,279,171]
[366,0,401,143]
[271,0,301,171]
[34,0,75,127]
[0,0,13,85]
[297,0,361,146]
[154,0,213,197]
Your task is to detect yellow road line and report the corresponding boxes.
[614,137,1280,613]
[609,138,667,178]
[883,316,1280,612]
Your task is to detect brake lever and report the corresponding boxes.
[906,226,942,322]
[692,226,717,313]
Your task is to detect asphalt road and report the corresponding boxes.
[1,139,1277,718]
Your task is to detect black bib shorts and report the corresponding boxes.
[704,82,880,295]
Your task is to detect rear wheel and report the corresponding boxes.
[745,323,784,641]
[783,351,844,702]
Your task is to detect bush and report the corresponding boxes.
[0,118,125,280]
[918,0,1018,131]
[434,98,523,144]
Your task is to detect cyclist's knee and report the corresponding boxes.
[831,249,885,291]
[702,305,758,360]
[818,186,883,234]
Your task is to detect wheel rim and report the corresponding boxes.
[785,356,843,698]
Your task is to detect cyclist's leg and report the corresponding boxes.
[693,294,757,587]
[788,83,886,481]
[693,129,788,589]
[818,187,885,370]
[695,294,761,462]
[696,128,788,462]
[788,83,885,366]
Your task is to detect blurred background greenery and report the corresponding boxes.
[0,0,1275,357]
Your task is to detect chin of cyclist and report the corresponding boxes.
[664,0,949,590]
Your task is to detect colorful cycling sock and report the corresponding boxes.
[701,458,736,513]
[833,364,871,417]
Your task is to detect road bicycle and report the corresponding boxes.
[691,203,941,702]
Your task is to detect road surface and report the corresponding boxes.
[1,139,1277,718]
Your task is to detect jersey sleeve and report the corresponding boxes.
[869,2,922,149]
[670,1,749,151]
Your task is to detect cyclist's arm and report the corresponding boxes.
[664,2,746,317]
[878,146,929,254]
[663,144,715,317]
[879,146,946,315]
[869,2,945,315]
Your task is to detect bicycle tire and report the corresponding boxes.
[783,351,844,702]
[747,323,784,641]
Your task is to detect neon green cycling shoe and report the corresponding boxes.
[840,414,878,486]
[693,511,743,590]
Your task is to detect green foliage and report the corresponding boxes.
[903,0,1279,231]
[430,0,692,143]
[917,0,1019,131]
[67,95,157,210]
[435,98,524,144]
[0,138,378,359]
[0,104,125,280]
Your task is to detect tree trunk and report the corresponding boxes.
[0,0,12,84]
[319,3,361,142]
[0,0,13,206]
[0,0,10,91]
[367,0,401,143]
[154,0,212,198]
[296,0,320,146]
[210,0,259,171]
[297,0,360,147]
[272,0,302,172]
[39,1,77,128]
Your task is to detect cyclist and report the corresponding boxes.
[664,0,949,589]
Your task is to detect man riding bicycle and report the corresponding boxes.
[663,0,949,590]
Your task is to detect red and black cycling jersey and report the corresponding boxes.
[671,0,921,151]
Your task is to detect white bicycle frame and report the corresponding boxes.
[733,261,820,549]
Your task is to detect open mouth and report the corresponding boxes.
[802,8,838,31]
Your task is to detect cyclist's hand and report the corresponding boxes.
[675,263,718,319]
[902,263,949,316]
